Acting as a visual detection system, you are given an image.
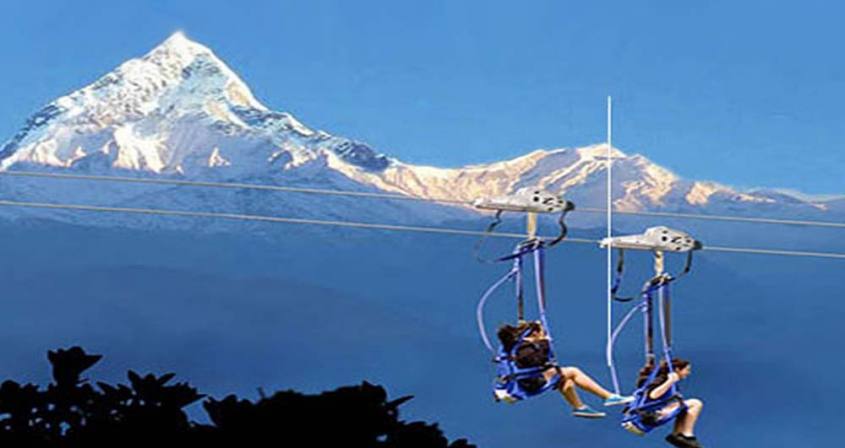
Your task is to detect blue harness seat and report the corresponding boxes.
[492,328,561,403]
[621,365,687,435]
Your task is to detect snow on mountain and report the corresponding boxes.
[0,32,438,229]
[346,143,832,221]
[0,32,389,175]
[0,32,840,233]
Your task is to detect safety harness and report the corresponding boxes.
[476,239,561,403]
[606,249,694,434]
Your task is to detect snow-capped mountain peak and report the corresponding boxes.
[0,33,840,231]
[0,33,327,174]
[132,31,266,111]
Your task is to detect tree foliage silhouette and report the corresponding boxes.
[0,347,474,448]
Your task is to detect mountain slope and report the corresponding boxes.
[0,32,840,231]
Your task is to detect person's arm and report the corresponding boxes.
[648,372,679,400]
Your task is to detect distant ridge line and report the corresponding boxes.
[1,170,843,230]
[0,197,844,260]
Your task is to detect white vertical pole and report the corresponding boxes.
[526,212,537,240]
[606,96,614,382]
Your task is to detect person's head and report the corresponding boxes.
[658,358,692,380]
[496,321,545,351]
[522,321,545,339]
[636,358,692,386]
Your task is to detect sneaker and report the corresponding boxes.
[493,389,518,404]
[665,433,702,448]
[678,435,702,448]
[604,393,635,407]
[572,405,606,419]
[665,433,686,447]
[622,421,645,436]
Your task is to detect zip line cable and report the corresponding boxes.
[0,170,469,205]
[1,198,844,260]
[0,198,594,243]
[1,170,843,230]
[699,245,845,259]
[577,206,845,229]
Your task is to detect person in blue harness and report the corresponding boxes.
[496,321,633,418]
[631,358,704,448]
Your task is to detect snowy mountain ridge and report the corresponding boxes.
[0,33,840,231]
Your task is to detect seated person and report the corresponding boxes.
[497,321,633,418]
[634,358,704,448]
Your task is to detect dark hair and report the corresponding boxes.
[496,321,543,352]
[636,358,691,388]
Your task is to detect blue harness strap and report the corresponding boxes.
[478,241,562,403]
[621,280,688,434]
[476,257,521,353]
[607,276,664,394]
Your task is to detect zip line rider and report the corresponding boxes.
[634,358,704,448]
[475,190,633,419]
[497,320,633,418]
[602,227,706,447]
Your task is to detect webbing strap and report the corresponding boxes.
[546,207,574,247]
[515,255,525,321]
[658,282,677,395]
[611,249,626,297]
[477,258,521,352]
[607,301,646,394]
[628,281,680,413]
[605,279,665,395]
[534,246,558,361]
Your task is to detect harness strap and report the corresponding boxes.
[626,280,682,414]
[476,258,520,353]
[546,205,574,247]
[607,301,647,395]
[611,249,637,302]
[473,210,503,263]
[657,280,676,392]
[534,245,558,363]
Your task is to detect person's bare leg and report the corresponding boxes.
[559,378,585,409]
[675,398,703,436]
[656,402,682,433]
[542,369,583,408]
[560,367,613,400]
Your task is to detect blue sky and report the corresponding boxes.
[0,0,842,194]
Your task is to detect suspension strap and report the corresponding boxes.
[473,210,504,263]
[658,281,679,397]
[476,251,523,353]
[662,281,673,350]
[514,254,524,322]
[611,248,638,302]
[606,300,647,395]
[644,283,655,364]
[534,245,558,362]
[606,274,664,394]
[546,204,575,247]
[647,251,665,361]
[675,250,694,280]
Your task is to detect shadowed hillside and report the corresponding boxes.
[0,347,474,448]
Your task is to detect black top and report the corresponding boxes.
[514,339,551,369]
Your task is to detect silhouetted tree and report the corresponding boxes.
[0,347,475,448]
